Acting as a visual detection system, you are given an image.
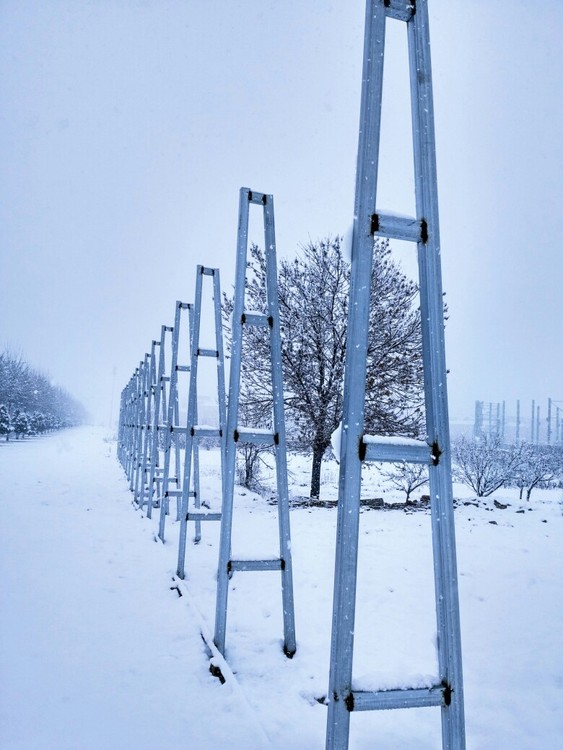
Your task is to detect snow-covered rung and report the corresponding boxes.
[193,425,221,438]
[361,435,430,464]
[241,312,270,327]
[176,364,190,372]
[234,426,276,444]
[372,211,423,244]
[350,685,445,712]
[187,511,221,522]
[228,558,284,572]
[197,348,218,358]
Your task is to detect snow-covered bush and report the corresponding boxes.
[512,443,563,501]
[453,434,523,498]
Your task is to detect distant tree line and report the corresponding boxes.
[0,349,87,440]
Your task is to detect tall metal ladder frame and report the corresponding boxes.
[326,1,465,748]
[118,370,137,482]
[136,339,161,510]
[158,301,193,542]
[132,351,152,504]
[146,324,174,519]
[126,361,143,493]
[213,187,296,658]
[176,266,227,578]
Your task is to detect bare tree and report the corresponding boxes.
[381,461,428,502]
[223,237,424,498]
[513,443,563,501]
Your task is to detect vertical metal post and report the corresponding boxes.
[158,302,192,542]
[214,188,296,659]
[137,340,160,510]
[516,399,521,442]
[177,266,226,578]
[326,1,465,748]
[146,325,173,519]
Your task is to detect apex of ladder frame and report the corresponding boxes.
[383,0,416,23]
[242,187,269,205]
[198,265,218,277]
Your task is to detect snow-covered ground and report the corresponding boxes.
[1,426,562,749]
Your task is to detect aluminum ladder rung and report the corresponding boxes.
[228,558,284,573]
[192,425,222,438]
[361,435,431,464]
[187,511,222,522]
[350,685,446,712]
[371,211,423,243]
[176,364,190,372]
[165,489,183,497]
[242,312,270,327]
[235,427,276,444]
[197,348,219,358]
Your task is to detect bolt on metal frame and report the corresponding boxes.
[213,187,296,658]
[326,1,465,748]
[176,266,227,579]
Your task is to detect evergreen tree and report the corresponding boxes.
[0,404,10,441]
[13,411,30,439]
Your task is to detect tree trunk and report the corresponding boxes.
[310,442,327,499]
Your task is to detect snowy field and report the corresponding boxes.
[1,426,562,749]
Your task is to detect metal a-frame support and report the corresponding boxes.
[158,301,193,543]
[136,339,161,511]
[213,187,296,658]
[326,1,465,748]
[176,266,227,579]
[145,324,174,519]
[133,349,154,506]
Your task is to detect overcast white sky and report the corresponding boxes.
[1,0,562,429]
